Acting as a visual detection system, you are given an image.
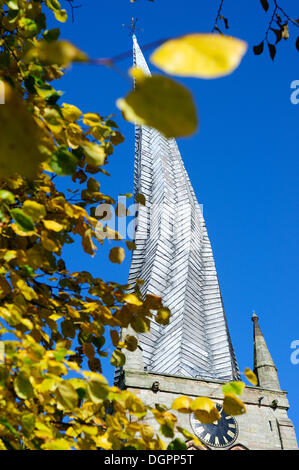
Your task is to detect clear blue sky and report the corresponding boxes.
[49,1,299,436]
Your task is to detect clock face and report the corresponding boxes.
[190,403,238,448]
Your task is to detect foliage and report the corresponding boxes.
[0,0,257,450]
[212,0,299,59]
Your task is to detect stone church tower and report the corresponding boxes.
[115,35,298,450]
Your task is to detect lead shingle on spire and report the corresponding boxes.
[122,35,240,382]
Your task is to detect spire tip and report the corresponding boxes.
[252,310,259,321]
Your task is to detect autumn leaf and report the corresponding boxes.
[82,142,106,167]
[191,397,220,424]
[14,371,34,400]
[223,394,246,416]
[23,201,46,222]
[42,220,64,232]
[123,293,143,306]
[222,381,245,396]
[110,349,126,367]
[171,396,192,413]
[55,382,79,411]
[25,40,88,66]
[124,335,138,352]
[244,367,258,386]
[11,209,35,233]
[109,247,125,264]
[156,307,171,325]
[86,376,109,403]
[117,73,197,138]
[151,34,247,79]
[0,83,46,178]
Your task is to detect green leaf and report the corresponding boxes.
[160,421,175,438]
[50,147,78,176]
[0,365,9,386]
[117,72,197,138]
[43,28,61,42]
[222,381,245,396]
[0,190,15,204]
[167,438,187,450]
[11,208,35,232]
[19,18,38,38]
[14,371,34,399]
[21,413,36,437]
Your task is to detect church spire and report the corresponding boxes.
[127,35,240,381]
[252,312,281,390]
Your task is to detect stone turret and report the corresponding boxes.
[252,312,281,390]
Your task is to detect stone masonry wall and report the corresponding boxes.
[123,370,298,450]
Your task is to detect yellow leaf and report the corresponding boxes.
[191,397,220,424]
[65,123,83,149]
[16,278,38,301]
[110,349,126,367]
[244,367,258,386]
[40,231,60,252]
[0,82,46,178]
[82,113,101,126]
[109,246,125,264]
[55,382,78,411]
[82,228,97,256]
[61,103,82,122]
[14,371,34,400]
[42,439,72,450]
[156,307,171,325]
[42,219,64,232]
[141,424,155,441]
[23,200,46,222]
[86,375,109,404]
[123,293,143,306]
[25,40,88,67]
[223,394,246,416]
[171,396,192,413]
[151,33,247,79]
[81,142,106,167]
[130,66,147,82]
[43,107,63,133]
[116,74,197,138]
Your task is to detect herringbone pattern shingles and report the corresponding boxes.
[125,36,240,381]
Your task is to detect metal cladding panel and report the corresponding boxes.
[127,36,239,382]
